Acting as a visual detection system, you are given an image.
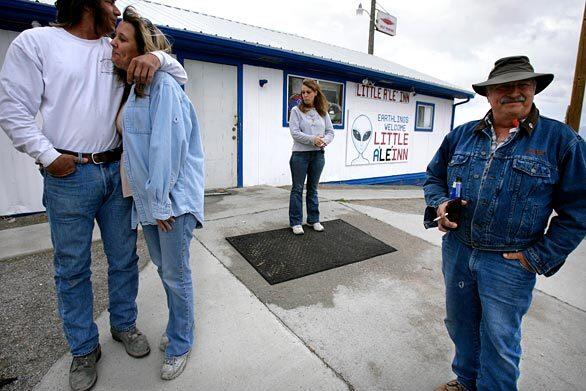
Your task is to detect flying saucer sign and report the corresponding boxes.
[375,11,397,36]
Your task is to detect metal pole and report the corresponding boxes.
[368,0,376,54]
[566,2,586,132]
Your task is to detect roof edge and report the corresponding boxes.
[2,0,475,99]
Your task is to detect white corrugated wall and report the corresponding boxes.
[0,29,45,216]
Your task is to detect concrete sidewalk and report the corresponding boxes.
[0,223,100,261]
[1,185,583,390]
[34,240,346,391]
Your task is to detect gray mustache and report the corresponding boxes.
[500,96,526,104]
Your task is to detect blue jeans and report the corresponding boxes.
[289,150,325,227]
[42,162,139,357]
[442,232,536,391]
[142,213,197,357]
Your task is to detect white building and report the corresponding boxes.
[0,0,474,216]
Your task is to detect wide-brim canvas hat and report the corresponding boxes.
[472,56,554,96]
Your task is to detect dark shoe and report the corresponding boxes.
[69,344,101,391]
[111,327,150,358]
[434,379,468,391]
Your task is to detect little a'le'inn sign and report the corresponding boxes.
[346,83,412,166]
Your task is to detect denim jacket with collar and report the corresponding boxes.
[122,71,204,229]
[424,105,586,276]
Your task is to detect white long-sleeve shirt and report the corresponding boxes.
[0,26,188,166]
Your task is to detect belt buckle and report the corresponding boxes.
[91,152,104,164]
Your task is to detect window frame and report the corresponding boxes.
[283,71,346,130]
[414,101,435,132]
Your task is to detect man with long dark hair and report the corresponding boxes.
[0,1,187,390]
[53,0,117,39]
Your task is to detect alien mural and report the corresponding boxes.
[350,114,373,165]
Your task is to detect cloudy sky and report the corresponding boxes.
[158,0,583,129]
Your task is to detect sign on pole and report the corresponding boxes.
[375,10,397,36]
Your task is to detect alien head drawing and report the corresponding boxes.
[351,115,373,164]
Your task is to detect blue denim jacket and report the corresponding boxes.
[122,71,204,228]
[424,106,586,276]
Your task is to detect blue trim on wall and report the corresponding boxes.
[282,69,346,130]
[0,21,25,32]
[282,72,288,129]
[171,49,244,67]
[325,172,427,186]
[175,53,184,66]
[414,101,435,132]
[0,0,56,28]
[237,64,243,187]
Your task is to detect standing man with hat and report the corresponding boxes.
[425,56,586,391]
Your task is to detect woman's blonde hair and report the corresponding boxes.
[115,6,172,97]
[298,79,329,117]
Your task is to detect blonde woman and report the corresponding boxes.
[288,79,334,235]
[111,7,204,380]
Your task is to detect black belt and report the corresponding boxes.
[56,147,122,164]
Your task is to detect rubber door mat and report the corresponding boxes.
[226,219,396,285]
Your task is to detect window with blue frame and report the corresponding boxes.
[415,101,435,132]
[286,74,344,126]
